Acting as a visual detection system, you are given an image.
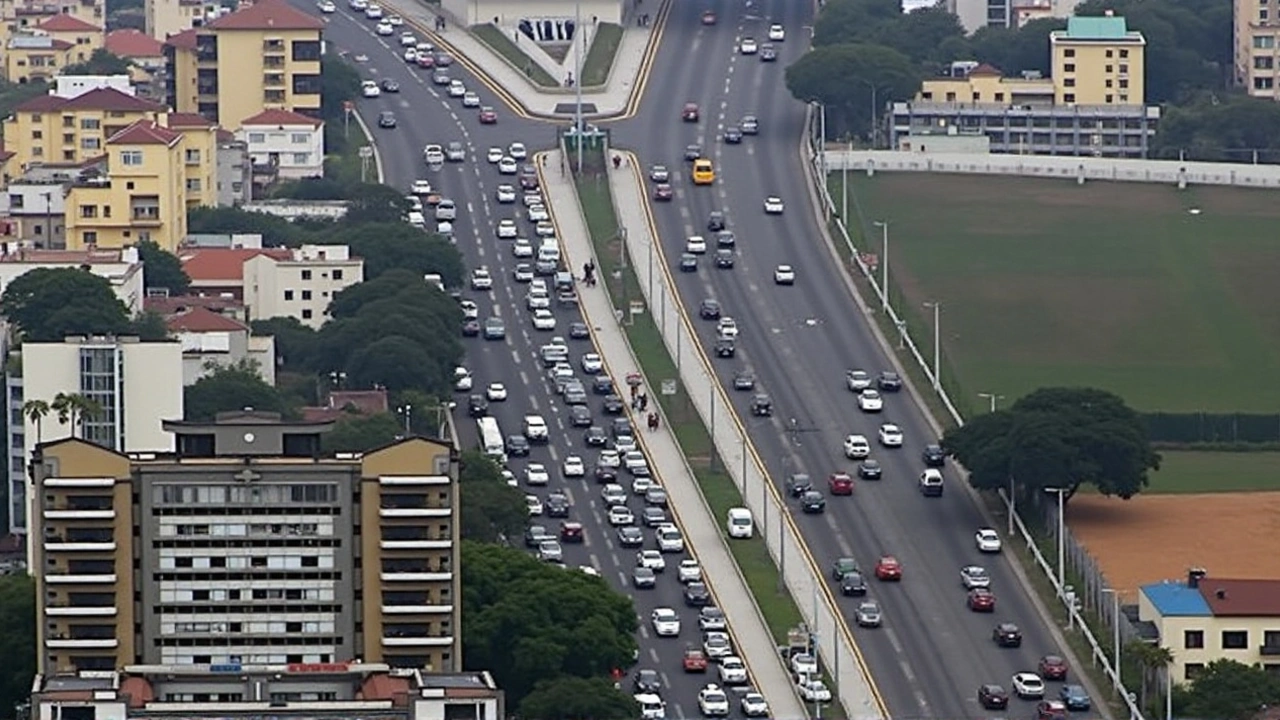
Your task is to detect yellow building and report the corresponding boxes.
[1234,0,1280,98]
[1049,13,1146,105]
[1139,573,1280,683]
[164,0,322,130]
[2,87,165,171]
[35,13,102,59]
[162,111,217,208]
[918,63,1055,105]
[0,0,105,36]
[5,33,73,83]
[63,119,188,251]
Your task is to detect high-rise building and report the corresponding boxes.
[31,412,460,675]
[1049,14,1146,105]
[1234,0,1280,97]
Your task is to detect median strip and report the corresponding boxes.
[469,24,559,88]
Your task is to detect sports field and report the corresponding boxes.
[836,173,1280,413]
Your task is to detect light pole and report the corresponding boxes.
[873,221,888,310]
[923,301,941,390]
[1044,487,1068,594]
[396,404,412,435]
[978,392,1003,413]
[573,0,583,175]
[1102,588,1122,691]
[858,79,878,148]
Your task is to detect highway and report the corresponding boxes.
[612,0,1098,719]
[309,5,777,717]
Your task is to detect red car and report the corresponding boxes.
[560,522,584,543]
[479,106,497,124]
[874,556,902,581]
[682,647,707,672]
[682,102,699,122]
[416,53,436,68]
[653,183,673,201]
[1038,654,1068,681]
[967,588,996,612]
[1036,700,1067,720]
[701,9,716,24]
[828,472,853,495]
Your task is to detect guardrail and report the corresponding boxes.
[807,118,1146,720]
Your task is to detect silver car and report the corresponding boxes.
[537,540,562,562]
[855,600,882,627]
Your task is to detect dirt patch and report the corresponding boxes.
[1067,493,1280,602]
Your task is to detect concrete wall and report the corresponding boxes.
[444,0,623,28]
[823,149,1280,189]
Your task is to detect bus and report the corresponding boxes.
[476,417,506,463]
[692,159,715,185]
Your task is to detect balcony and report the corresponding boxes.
[44,539,116,552]
[44,478,114,489]
[43,508,115,521]
[381,634,453,648]
[380,539,451,551]
[380,476,451,487]
[130,208,162,226]
[45,605,118,617]
[263,89,286,104]
[379,507,451,519]
[380,571,452,583]
[263,39,285,54]
[1261,644,1280,656]
[44,573,117,584]
[264,57,285,69]
[381,604,454,615]
[46,637,118,649]
[264,74,285,88]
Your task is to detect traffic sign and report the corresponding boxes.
[660,379,677,396]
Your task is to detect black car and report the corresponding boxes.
[750,394,772,417]
[922,444,946,467]
[592,375,614,394]
[800,490,826,514]
[679,253,698,272]
[714,338,735,357]
[840,571,868,596]
[594,465,618,483]
[684,144,703,160]
[993,623,1023,647]
[545,492,570,518]
[733,369,755,390]
[602,394,625,414]
[785,473,813,497]
[707,211,726,231]
[584,426,608,446]
[716,231,736,248]
[878,370,903,391]
[569,405,592,427]
[617,526,644,547]
[684,582,711,607]
[467,394,489,417]
[611,417,633,438]
[634,669,662,694]
[700,298,722,319]
[524,524,550,547]
[377,111,397,128]
[461,319,480,336]
[380,79,400,92]
[568,321,590,339]
[978,684,1009,710]
[857,459,883,479]
[724,126,743,143]
[715,249,735,268]
[759,44,777,61]
[506,435,530,456]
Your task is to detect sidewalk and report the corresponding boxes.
[539,150,808,720]
[378,0,660,117]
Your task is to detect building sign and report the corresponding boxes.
[287,663,350,673]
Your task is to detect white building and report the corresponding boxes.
[4,182,68,248]
[241,199,348,221]
[166,305,276,385]
[946,0,1082,32]
[6,336,183,535]
[53,75,135,100]
[243,244,363,329]
[0,247,145,315]
[237,109,325,180]
[145,0,221,45]
[442,0,623,29]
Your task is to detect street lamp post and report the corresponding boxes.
[858,79,878,148]
[873,221,888,310]
[979,392,1014,535]
[923,301,941,390]
[396,404,412,435]
[1044,487,1068,594]
[1102,588,1122,691]
[977,392,1003,413]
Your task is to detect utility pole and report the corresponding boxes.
[573,0,583,175]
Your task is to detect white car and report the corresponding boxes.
[453,366,472,391]
[375,20,393,35]
[532,309,556,331]
[317,0,336,12]
[496,184,517,203]
[768,23,785,41]
[527,204,550,222]
[764,196,785,214]
[463,92,481,107]
[719,656,748,684]
[635,693,666,720]
[403,48,418,62]
[790,652,818,676]
[858,389,884,412]
[741,692,769,717]
[656,525,684,553]
[509,142,528,159]
[537,539,562,563]
[524,414,548,440]
[363,3,382,17]
[960,565,991,589]
[562,455,585,477]
[623,450,648,471]
[360,80,380,98]
[437,220,453,236]
[496,219,518,239]
[703,632,732,658]
[512,237,534,257]
[415,41,433,53]
[608,505,635,526]
[845,369,872,391]
[524,463,550,486]
[614,435,637,453]
[739,37,758,54]
[843,434,870,459]
[512,261,533,281]
[580,353,603,373]
[487,147,504,163]
[459,299,479,320]
[637,549,666,572]
[350,0,366,8]
[878,423,903,447]
[424,145,445,165]
[601,483,627,505]
[598,449,622,468]
[486,382,507,401]
[698,685,730,717]
[498,157,518,174]
[678,559,702,583]
[411,179,432,195]
[976,528,1003,553]
[525,494,543,516]
[501,469,516,487]
[650,607,680,636]
[798,679,831,703]
[716,317,739,339]
[470,268,492,290]
[399,31,417,46]
[388,14,402,24]
[686,235,707,254]
[631,476,652,495]
[774,264,795,285]
[535,221,556,238]
[1012,672,1045,699]
[580,565,600,577]
[523,192,545,207]
[526,289,550,310]
[448,80,466,98]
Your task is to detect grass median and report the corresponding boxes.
[573,156,847,720]
[470,24,559,88]
[581,22,623,87]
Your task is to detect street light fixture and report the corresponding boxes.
[1043,486,1068,594]
[396,404,413,435]
[873,221,888,311]
[922,301,941,391]
[1102,588,1122,691]
[977,392,1003,413]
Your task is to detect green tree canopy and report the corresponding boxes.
[785,43,920,139]
[136,240,191,295]
[62,49,132,76]
[519,676,639,720]
[458,450,527,543]
[942,387,1160,501]
[187,207,314,247]
[0,267,132,342]
[461,541,638,705]
[1152,95,1280,162]
[333,222,464,285]
[1176,659,1280,720]
[251,317,319,372]
[184,362,291,421]
[321,412,402,453]
[0,574,35,716]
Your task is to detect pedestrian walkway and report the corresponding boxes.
[539,150,808,720]
[378,0,660,116]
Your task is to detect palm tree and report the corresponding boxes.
[22,399,50,444]
[51,393,102,440]
[1128,640,1175,710]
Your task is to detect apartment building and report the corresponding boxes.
[164,305,277,385]
[29,412,461,674]
[238,108,324,181]
[1234,0,1280,97]
[1139,570,1280,682]
[892,14,1158,157]
[145,0,217,44]
[163,111,217,207]
[946,0,1082,32]
[0,246,143,312]
[2,87,165,172]
[179,243,291,299]
[6,334,181,534]
[164,0,323,130]
[243,244,364,329]
[4,180,67,246]
[0,0,105,36]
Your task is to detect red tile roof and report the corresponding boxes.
[106,29,164,57]
[120,677,154,708]
[970,63,1003,77]
[209,0,324,31]
[181,247,291,282]
[37,13,99,31]
[360,674,410,703]
[216,128,236,142]
[165,112,215,128]
[166,306,248,333]
[164,27,199,50]
[1200,578,1280,617]
[108,120,181,146]
[15,86,163,114]
[241,108,322,128]
[144,293,246,316]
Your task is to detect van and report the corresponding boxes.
[727,507,753,538]
[692,159,715,185]
[919,469,944,497]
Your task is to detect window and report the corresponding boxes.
[81,137,100,150]
[284,289,294,301]
[1119,64,1129,74]
[1063,78,1075,88]
[79,205,97,219]
[302,308,313,319]
[1105,49,1113,58]
[1185,663,1206,681]
[1105,94,1113,103]
[185,148,200,163]
[1063,48,1075,57]
[80,117,99,130]
[1105,64,1113,73]
[1120,49,1129,58]
[1105,79,1113,88]
[1063,93,1076,103]
[1255,35,1276,49]
[333,269,344,280]
[186,178,202,191]
[301,269,312,280]
[1264,630,1280,649]
[994,92,1004,102]
[31,146,43,157]
[1063,63,1075,73]
[119,150,143,166]
[1118,93,1129,102]
[1222,630,1249,649]
[301,290,312,300]
[83,231,97,245]
[1119,78,1130,88]
[63,115,74,127]
[292,40,322,62]
[292,152,310,164]
[248,132,265,143]
[291,133,309,144]
[31,130,42,139]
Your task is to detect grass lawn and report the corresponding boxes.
[470,24,558,88]
[580,23,623,87]
[323,123,373,185]
[1143,450,1280,493]
[832,173,1280,414]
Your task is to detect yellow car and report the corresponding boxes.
[692,159,715,185]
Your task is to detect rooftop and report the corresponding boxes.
[105,29,165,57]
[208,0,324,31]
[8,35,72,50]
[37,13,100,31]
[165,306,248,333]
[144,293,245,316]
[108,120,181,147]
[242,108,323,127]
[180,247,292,282]
[0,248,140,265]
[1055,15,1143,42]
[1141,581,1212,617]
[15,86,164,114]
[164,27,199,50]
[165,112,215,128]
[1200,578,1280,617]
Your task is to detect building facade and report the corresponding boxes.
[214,129,250,205]
[243,244,363,329]
[163,112,218,207]
[5,180,67,247]
[145,0,217,44]
[30,414,460,674]
[1048,14,1146,105]
[946,0,1082,32]
[2,87,165,173]
[238,108,324,180]
[1234,0,1280,98]
[164,305,276,385]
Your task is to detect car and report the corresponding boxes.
[961,565,991,589]
[742,115,759,134]
[653,183,673,201]
[682,102,700,122]
[603,394,625,413]
[878,370,904,391]
[598,449,622,468]
[976,528,1003,553]
[608,506,634,527]
[679,253,698,272]
[683,582,710,606]
[416,52,437,68]
[683,647,709,672]
[878,423,903,447]
[713,655,747,685]
[470,268,492,290]
[714,337,735,357]
[635,693,664,720]
[832,556,859,580]
[684,144,703,160]
[739,37,758,54]
[785,474,816,499]
[857,459,882,479]
[740,691,768,717]
[535,221,556,237]
[536,539,563,563]
[399,31,416,46]
[527,288,550,310]
[699,606,726,631]
[858,389,884,412]
[525,495,543,516]
[524,415,549,441]
[716,231,736,247]
[524,524,550,547]
[798,678,832,702]
[512,238,534,258]
[632,566,656,589]
[545,492,570,518]
[760,43,777,61]
[582,426,609,448]
[1039,655,1069,681]
[512,263,534,283]
[523,462,550,486]
[435,52,454,67]
[498,156,518,174]
[922,443,946,467]
[696,684,729,717]
[375,20,394,35]
[764,196,785,214]
[1013,672,1046,699]
[633,668,662,694]
[645,486,668,506]
[790,652,818,676]
[733,369,756,390]
[1059,684,1091,711]
[486,146,504,163]
[568,405,592,427]
[993,622,1023,647]
[483,317,505,340]
[749,394,772,417]
[479,106,497,123]
[702,213,725,233]
[642,507,668,528]
[494,184,518,204]
[496,219,518,239]
[840,571,868,596]
[580,352,603,373]
[447,81,467,99]
[466,394,488,417]
[360,80,380,98]
[697,299,721,320]
[701,9,716,23]
[532,308,556,330]
[678,558,702,583]
[828,472,853,495]
[363,3,382,17]
[506,435,529,456]
[716,317,738,339]
[432,71,451,86]
[715,249,735,268]
[651,607,680,636]
[617,526,643,547]
[656,524,684,552]
[687,235,708,254]
[978,684,1010,710]
[459,299,479,320]
[318,0,336,11]
[875,556,903,580]
[703,632,732,659]
[723,126,743,144]
[402,46,418,63]
[649,164,670,182]
[559,522,583,543]
[843,434,870,458]
[380,79,400,93]
[463,91,481,107]
[968,588,996,612]
[800,490,826,514]
[637,549,666,572]
[773,264,795,284]
[855,600,883,627]
[1036,700,1068,720]
[509,142,528,159]
[561,455,585,477]
[570,322,591,340]
[387,13,402,24]
[768,22,785,40]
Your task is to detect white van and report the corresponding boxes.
[727,507,753,538]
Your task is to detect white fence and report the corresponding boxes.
[811,131,1147,720]
[823,149,1280,189]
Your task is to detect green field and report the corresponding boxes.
[1143,450,1280,493]
[833,173,1280,413]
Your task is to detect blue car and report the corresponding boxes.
[1060,684,1090,711]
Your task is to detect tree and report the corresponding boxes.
[333,222,464,285]
[942,387,1161,501]
[0,267,132,342]
[187,206,306,248]
[135,240,190,295]
[1126,640,1174,710]
[22,399,49,444]
[966,18,1066,80]
[51,392,101,439]
[1178,659,1280,720]
[321,412,402,453]
[1152,95,1280,162]
[62,49,132,76]
[184,362,291,421]
[0,574,36,718]
[786,43,920,139]
[458,451,527,543]
[251,317,318,371]
[130,310,171,341]
[461,541,638,705]
[519,676,639,720]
